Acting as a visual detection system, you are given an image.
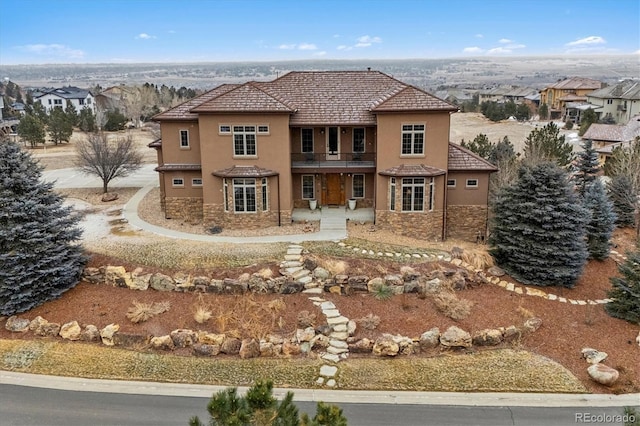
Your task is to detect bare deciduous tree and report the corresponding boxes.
[75,132,143,193]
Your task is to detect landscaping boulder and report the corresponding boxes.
[193,343,220,357]
[313,267,330,280]
[282,341,301,356]
[198,332,226,346]
[347,275,369,292]
[59,321,82,341]
[384,274,403,287]
[170,329,197,348]
[310,334,330,350]
[29,316,48,333]
[280,281,303,294]
[5,316,30,332]
[347,320,357,336]
[100,323,119,346]
[35,322,60,337]
[502,325,522,343]
[129,273,151,291]
[296,327,316,343]
[487,266,506,277]
[259,341,275,357]
[367,277,385,293]
[223,278,248,294]
[221,337,242,355]
[587,364,619,386]
[419,328,440,350]
[150,335,175,350]
[349,338,374,353]
[523,317,543,333]
[104,266,132,288]
[239,339,260,359]
[372,335,400,357]
[150,273,176,292]
[80,325,100,342]
[400,266,420,281]
[440,326,472,348]
[101,192,118,202]
[472,329,503,346]
[581,348,608,364]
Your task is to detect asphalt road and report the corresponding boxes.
[1,383,635,426]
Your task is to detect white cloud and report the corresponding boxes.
[136,33,156,40]
[357,35,382,44]
[565,36,606,46]
[475,34,484,38]
[20,43,84,59]
[635,49,640,55]
[278,43,317,51]
[278,44,296,50]
[487,47,512,54]
[499,38,512,44]
[463,47,484,53]
[313,51,327,56]
[298,43,317,51]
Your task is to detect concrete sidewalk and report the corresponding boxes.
[2,371,638,407]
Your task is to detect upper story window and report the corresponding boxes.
[53,99,62,105]
[79,99,85,105]
[607,99,613,105]
[353,128,365,153]
[301,128,314,153]
[179,130,189,148]
[401,124,424,155]
[447,179,456,188]
[219,125,231,134]
[233,126,256,156]
[192,178,203,187]
[87,98,92,104]
[257,125,269,134]
[172,178,184,187]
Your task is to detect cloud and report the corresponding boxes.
[487,47,512,54]
[278,43,317,51]
[136,33,156,40]
[278,44,296,50]
[354,35,382,48]
[475,34,484,38]
[298,43,317,51]
[463,47,484,54]
[337,45,350,51]
[565,36,606,46]
[499,38,513,44]
[20,44,84,59]
[313,51,327,56]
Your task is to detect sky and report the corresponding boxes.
[1,0,639,65]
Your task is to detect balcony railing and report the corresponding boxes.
[291,152,375,169]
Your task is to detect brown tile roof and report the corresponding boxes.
[148,138,161,148]
[155,164,202,171]
[583,116,640,143]
[211,165,279,178]
[155,71,455,125]
[378,164,446,177]
[153,84,240,121]
[544,77,602,91]
[448,143,499,172]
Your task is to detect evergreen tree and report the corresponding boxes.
[301,402,348,426]
[605,250,640,324]
[17,114,46,148]
[65,100,79,127]
[489,162,589,288]
[78,107,97,132]
[573,138,600,196]
[48,107,73,145]
[103,108,127,131]
[607,175,637,227]
[460,133,494,159]
[539,103,549,120]
[515,103,531,121]
[488,136,519,199]
[579,108,598,136]
[523,122,574,167]
[0,141,86,316]
[583,180,616,260]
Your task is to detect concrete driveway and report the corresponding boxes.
[41,164,158,189]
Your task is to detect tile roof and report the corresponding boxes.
[211,165,279,178]
[35,86,92,100]
[153,84,240,120]
[378,164,446,177]
[582,116,640,143]
[148,138,161,148]
[587,80,640,100]
[155,71,456,125]
[155,164,202,171]
[447,143,499,172]
[544,77,602,91]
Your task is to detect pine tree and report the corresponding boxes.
[607,175,637,227]
[573,138,600,196]
[0,141,87,316]
[489,162,589,288]
[583,180,616,260]
[605,250,640,324]
[523,122,574,167]
[48,106,73,145]
[17,114,46,148]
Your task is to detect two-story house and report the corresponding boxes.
[539,77,602,121]
[582,114,640,164]
[150,71,497,241]
[34,86,96,115]
[586,80,640,125]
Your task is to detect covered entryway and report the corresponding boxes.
[324,173,343,206]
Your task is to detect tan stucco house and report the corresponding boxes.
[539,77,602,121]
[150,71,497,241]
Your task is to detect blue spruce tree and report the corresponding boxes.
[0,141,87,315]
[489,162,589,288]
[583,180,616,260]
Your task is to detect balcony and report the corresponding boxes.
[291,152,376,173]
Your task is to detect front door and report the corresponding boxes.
[325,173,342,205]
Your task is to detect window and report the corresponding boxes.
[352,174,364,198]
[390,177,396,211]
[257,125,269,134]
[301,128,314,153]
[219,125,231,134]
[401,124,425,155]
[353,128,365,153]
[192,178,203,187]
[172,178,184,187]
[466,179,479,188]
[179,130,189,148]
[261,178,268,211]
[87,98,92,105]
[79,99,85,105]
[606,99,613,105]
[53,99,62,105]
[48,99,52,105]
[428,178,434,211]
[402,178,425,212]
[233,178,256,212]
[223,179,229,212]
[302,175,315,199]
[447,179,456,188]
[233,126,256,156]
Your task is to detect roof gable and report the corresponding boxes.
[191,82,294,114]
[545,77,602,91]
[372,86,457,112]
[153,84,239,120]
[448,143,499,172]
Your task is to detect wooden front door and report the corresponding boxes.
[325,173,343,205]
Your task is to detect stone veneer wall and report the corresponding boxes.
[446,205,489,241]
[376,209,444,241]
[165,197,203,221]
[203,204,292,229]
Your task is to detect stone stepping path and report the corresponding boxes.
[335,241,451,262]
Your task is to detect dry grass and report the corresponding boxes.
[461,249,495,270]
[359,313,381,330]
[126,300,171,323]
[431,292,472,321]
[193,294,213,324]
[297,310,317,328]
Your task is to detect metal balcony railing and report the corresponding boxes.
[291,152,376,168]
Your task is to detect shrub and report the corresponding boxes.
[432,291,472,321]
[194,306,213,324]
[461,249,494,270]
[373,284,394,300]
[359,313,381,330]
[126,300,170,323]
[297,310,316,328]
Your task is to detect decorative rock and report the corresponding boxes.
[150,335,175,350]
[581,348,608,364]
[487,266,505,277]
[523,317,543,333]
[587,364,619,386]
[149,273,176,292]
[80,325,100,342]
[419,328,440,349]
[239,339,260,359]
[372,335,400,356]
[37,322,61,337]
[313,267,330,279]
[104,266,132,288]
[347,320,357,336]
[472,329,504,346]
[259,341,275,357]
[326,379,336,387]
[525,287,547,298]
[439,326,472,348]
[170,329,197,348]
[367,277,386,292]
[223,278,248,294]
[400,266,420,281]
[198,332,226,345]
[282,341,301,356]
[5,316,30,332]
[221,337,242,355]
[296,327,316,343]
[502,325,522,343]
[303,258,318,271]
[310,334,330,350]
[193,343,220,357]
[280,281,303,294]
[320,365,338,377]
[129,273,151,291]
[101,192,118,202]
[59,321,82,341]
[349,338,373,353]
[100,323,119,346]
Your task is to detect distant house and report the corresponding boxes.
[478,86,512,103]
[151,71,498,242]
[539,77,603,121]
[34,86,96,115]
[10,102,26,116]
[95,85,139,112]
[586,79,640,124]
[582,114,640,164]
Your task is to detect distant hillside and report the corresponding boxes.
[1,56,637,92]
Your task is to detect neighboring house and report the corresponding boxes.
[151,71,498,241]
[582,114,640,164]
[435,89,475,106]
[586,79,640,124]
[478,86,512,103]
[539,77,603,121]
[10,102,26,116]
[95,85,139,112]
[34,86,96,115]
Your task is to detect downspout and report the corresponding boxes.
[441,173,447,242]
[277,174,281,226]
